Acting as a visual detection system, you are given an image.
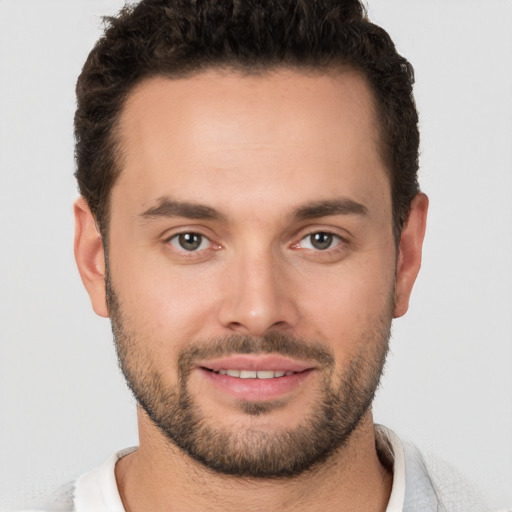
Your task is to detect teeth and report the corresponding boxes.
[240,370,257,379]
[217,369,294,379]
[256,370,275,379]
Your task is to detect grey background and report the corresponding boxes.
[0,0,511,509]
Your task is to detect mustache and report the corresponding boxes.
[178,332,335,370]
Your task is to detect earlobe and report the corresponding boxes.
[393,192,429,318]
[74,197,109,318]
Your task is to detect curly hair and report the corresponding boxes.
[75,0,419,240]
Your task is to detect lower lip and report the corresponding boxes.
[198,368,314,401]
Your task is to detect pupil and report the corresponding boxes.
[179,233,201,250]
[312,232,332,250]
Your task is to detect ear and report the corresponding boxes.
[74,197,109,318]
[393,192,429,318]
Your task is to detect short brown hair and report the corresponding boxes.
[75,0,419,240]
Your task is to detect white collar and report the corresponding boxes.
[74,446,136,512]
[376,424,406,512]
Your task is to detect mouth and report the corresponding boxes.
[206,369,296,379]
[195,355,315,402]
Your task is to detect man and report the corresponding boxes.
[32,0,491,510]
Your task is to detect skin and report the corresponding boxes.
[74,68,428,511]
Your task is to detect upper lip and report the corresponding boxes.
[196,354,315,373]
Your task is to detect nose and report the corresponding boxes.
[217,248,300,337]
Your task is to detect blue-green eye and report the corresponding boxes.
[299,232,341,250]
[169,232,210,251]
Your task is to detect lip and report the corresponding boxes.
[195,355,316,402]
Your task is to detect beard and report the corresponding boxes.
[106,276,392,479]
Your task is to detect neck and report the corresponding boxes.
[115,409,392,512]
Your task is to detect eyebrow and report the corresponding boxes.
[293,198,368,220]
[140,198,226,221]
[139,196,368,223]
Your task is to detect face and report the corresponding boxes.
[75,69,427,478]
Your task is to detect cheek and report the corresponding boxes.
[297,256,395,346]
[109,244,219,350]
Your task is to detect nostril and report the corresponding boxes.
[227,321,244,331]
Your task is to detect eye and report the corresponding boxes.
[168,232,211,252]
[298,232,342,251]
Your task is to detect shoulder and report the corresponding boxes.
[3,481,75,512]
[376,425,499,512]
[6,447,136,512]
[402,441,487,512]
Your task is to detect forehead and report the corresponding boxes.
[113,68,389,219]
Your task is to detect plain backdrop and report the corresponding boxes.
[0,0,511,509]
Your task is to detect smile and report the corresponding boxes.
[211,369,296,379]
[195,355,316,401]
